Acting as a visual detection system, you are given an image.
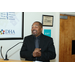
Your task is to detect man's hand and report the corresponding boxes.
[33,48,41,57]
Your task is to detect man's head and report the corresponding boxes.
[31,21,43,37]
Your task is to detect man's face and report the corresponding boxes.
[31,22,42,37]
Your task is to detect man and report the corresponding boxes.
[20,21,56,62]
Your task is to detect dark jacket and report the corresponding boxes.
[20,33,56,62]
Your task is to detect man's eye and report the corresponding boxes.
[32,27,34,28]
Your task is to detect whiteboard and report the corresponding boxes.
[0,12,24,40]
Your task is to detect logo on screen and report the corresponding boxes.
[0,29,15,35]
[0,29,5,34]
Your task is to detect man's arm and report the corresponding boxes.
[39,38,56,61]
[20,37,34,61]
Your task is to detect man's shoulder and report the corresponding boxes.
[42,34,53,40]
[25,35,33,38]
[24,35,33,39]
[41,34,54,43]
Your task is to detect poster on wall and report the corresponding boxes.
[44,29,51,37]
[0,12,24,40]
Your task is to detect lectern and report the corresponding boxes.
[0,58,32,62]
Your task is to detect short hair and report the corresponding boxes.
[33,21,43,28]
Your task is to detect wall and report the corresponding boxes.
[0,12,60,62]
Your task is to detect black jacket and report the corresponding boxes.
[20,33,56,62]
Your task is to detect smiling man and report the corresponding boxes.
[20,21,56,62]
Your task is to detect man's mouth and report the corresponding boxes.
[32,30,37,33]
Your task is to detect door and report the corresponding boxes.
[59,14,75,62]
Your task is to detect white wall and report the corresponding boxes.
[0,12,60,62]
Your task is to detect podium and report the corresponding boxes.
[0,58,32,62]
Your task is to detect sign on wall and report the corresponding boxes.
[44,29,51,37]
[0,12,24,40]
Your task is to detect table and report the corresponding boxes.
[0,59,33,62]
